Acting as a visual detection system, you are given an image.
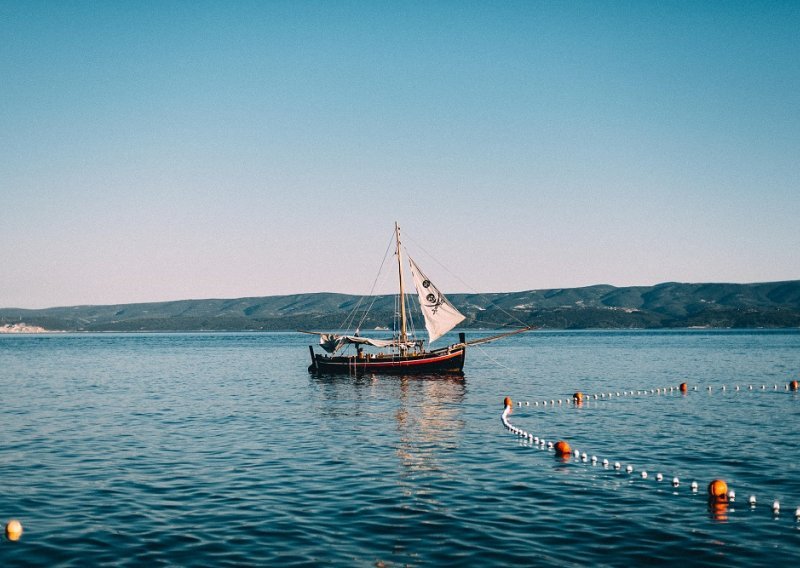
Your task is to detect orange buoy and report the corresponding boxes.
[5,519,22,541]
[708,479,729,502]
[679,382,688,393]
[503,396,513,408]
[554,440,572,457]
[790,380,799,392]
[572,392,583,403]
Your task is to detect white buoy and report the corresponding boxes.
[626,465,633,474]
[728,490,735,502]
[534,401,539,406]
[641,471,648,479]
[736,385,740,391]
[573,449,580,458]
[603,459,609,467]
[558,399,562,405]
[591,455,598,464]
[548,442,554,449]
[616,392,620,396]
[722,385,726,391]
[656,473,663,482]
[749,385,753,390]
[749,495,756,506]
[581,453,588,462]
[672,477,680,487]
[550,400,555,405]
[795,506,800,520]
[533,436,539,444]
[773,500,780,514]
[614,462,621,470]
[691,481,698,492]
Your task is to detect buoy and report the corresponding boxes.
[790,380,799,391]
[749,495,756,506]
[602,458,609,467]
[581,452,588,462]
[533,436,539,444]
[795,506,800,520]
[525,401,530,406]
[573,392,584,403]
[573,448,580,458]
[721,385,726,391]
[548,441,554,449]
[591,455,597,464]
[707,479,729,502]
[656,473,663,482]
[614,462,621,470]
[679,383,688,393]
[672,477,680,487]
[691,481,698,492]
[728,490,735,502]
[773,500,780,514]
[5,519,22,541]
[554,440,572,457]
[641,471,648,479]
[626,464,633,473]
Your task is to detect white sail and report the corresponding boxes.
[408,256,465,343]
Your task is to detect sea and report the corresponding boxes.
[1,329,799,566]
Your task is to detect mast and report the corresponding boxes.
[395,222,408,346]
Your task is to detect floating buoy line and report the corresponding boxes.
[500,382,800,524]
[511,380,799,410]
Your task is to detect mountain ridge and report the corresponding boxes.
[1,280,799,331]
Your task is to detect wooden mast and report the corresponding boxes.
[395,222,408,348]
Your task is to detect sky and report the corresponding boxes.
[1,1,798,309]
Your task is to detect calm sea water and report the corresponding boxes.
[1,330,799,566]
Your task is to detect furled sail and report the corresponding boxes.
[408,256,465,343]
[318,334,420,354]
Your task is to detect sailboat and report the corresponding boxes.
[304,223,530,374]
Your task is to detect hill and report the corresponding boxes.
[1,280,799,332]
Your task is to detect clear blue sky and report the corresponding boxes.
[2,1,798,308]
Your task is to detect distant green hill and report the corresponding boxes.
[1,280,799,332]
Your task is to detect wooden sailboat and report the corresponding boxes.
[305,223,530,374]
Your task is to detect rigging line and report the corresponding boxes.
[473,342,522,375]
[339,228,395,332]
[402,234,530,329]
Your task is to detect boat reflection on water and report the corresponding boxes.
[310,372,466,477]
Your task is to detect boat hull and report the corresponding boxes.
[309,347,466,375]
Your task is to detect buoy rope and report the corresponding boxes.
[510,380,799,410]
[499,396,800,524]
